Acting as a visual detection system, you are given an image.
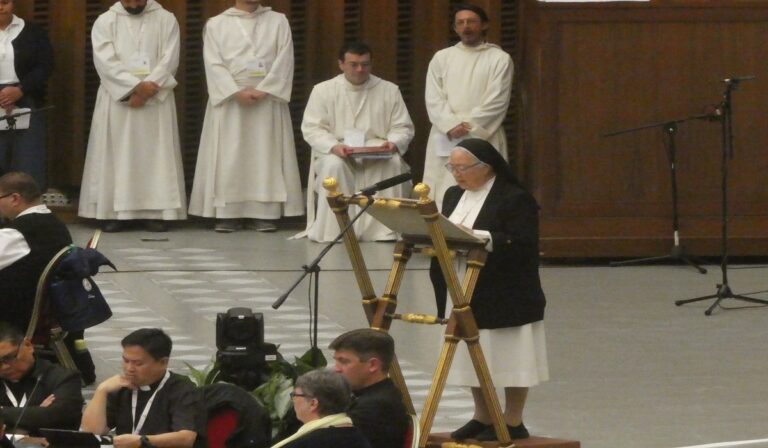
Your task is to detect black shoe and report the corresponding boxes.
[450,419,491,440]
[476,422,529,441]
[102,220,123,232]
[145,220,168,232]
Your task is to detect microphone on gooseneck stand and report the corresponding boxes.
[9,374,43,447]
[353,172,413,197]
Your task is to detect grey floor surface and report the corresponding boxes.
[68,222,768,448]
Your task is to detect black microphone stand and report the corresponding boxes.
[675,76,768,315]
[605,114,709,274]
[272,194,376,365]
[0,106,54,176]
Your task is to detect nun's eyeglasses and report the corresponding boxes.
[444,162,483,173]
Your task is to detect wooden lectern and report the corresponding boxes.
[323,178,514,448]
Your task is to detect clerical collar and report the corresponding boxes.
[138,371,168,392]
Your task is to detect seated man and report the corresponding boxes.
[0,322,84,433]
[81,328,200,448]
[299,42,415,243]
[329,329,409,448]
[0,171,72,332]
[0,171,96,384]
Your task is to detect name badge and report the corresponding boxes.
[127,53,151,76]
[344,129,366,148]
[246,59,267,78]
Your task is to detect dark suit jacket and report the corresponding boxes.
[430,179,546,329]
[11,21,54,103]
[0,357,84,433]
[347,379,408,448]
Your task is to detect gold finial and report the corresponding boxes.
[323,177,339,193]
[414,183,431,203]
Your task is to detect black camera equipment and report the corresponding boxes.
[215,307,278,390]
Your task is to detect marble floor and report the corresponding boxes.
[68,221,768,448]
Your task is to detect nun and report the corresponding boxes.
[429,138,549,441]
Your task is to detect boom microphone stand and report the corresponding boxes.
[0,106,54,175]
[605,115,709,273]
[272,195,375,365]
[675,76,768,315]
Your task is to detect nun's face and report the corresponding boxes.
[448,149,494,191]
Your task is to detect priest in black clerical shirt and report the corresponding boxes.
[81,328,200,448]
[0,322,84,433]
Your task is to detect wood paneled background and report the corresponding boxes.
[14,0,768,257]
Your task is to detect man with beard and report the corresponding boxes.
[79,0,186,233]
[423,3,513,206]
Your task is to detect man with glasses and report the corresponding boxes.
[298,41,414,243]
[423,3,513,206]
[0,322,84,434]
[0,171,71,332]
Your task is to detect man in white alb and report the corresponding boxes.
[189,0,303,233]
[423,3,512,206]
[299,42,414,243]
[79,0,187,233]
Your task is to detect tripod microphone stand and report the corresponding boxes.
[675,75,768,315]
[605,115,708,273]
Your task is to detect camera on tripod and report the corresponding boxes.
[216,307,278,390]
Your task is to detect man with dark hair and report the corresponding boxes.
[329,329,408,448]
[81,328,200,448]
[423,3,513,206]
[0,322,84,434]
[298,41,414,242]
[0,171,72,331]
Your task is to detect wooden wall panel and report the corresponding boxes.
[523,0,768,256]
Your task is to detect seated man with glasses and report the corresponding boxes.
[0,322,84,434]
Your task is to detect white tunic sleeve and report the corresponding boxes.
[301,84,340,154]
[202,20,241,107]
[466,55,513,140]
[385,87,415,155]
[0,229,30,270]
[144,14,180,103]
[91,13,143,101]
[425,53,463,134]
[256,14,294,103]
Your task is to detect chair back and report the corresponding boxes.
[206,407,239,448]
[25,245,77,370]
[404,413,420,448]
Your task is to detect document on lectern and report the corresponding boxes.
[366,200,486,245]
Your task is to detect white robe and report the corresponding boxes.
[79,0,186,220]
[188,6,303,219]
[298,74,414,242]
[423,42,513,206]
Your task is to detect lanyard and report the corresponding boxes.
[131,370,170,435]
[3,381,27,408]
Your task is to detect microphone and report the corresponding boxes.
[10,373,43,447]
[723,75,756,83]
[353,172,412,197]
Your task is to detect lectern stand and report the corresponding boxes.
[323,178,513,448]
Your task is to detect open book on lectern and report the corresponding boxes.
[365,199,486,246]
